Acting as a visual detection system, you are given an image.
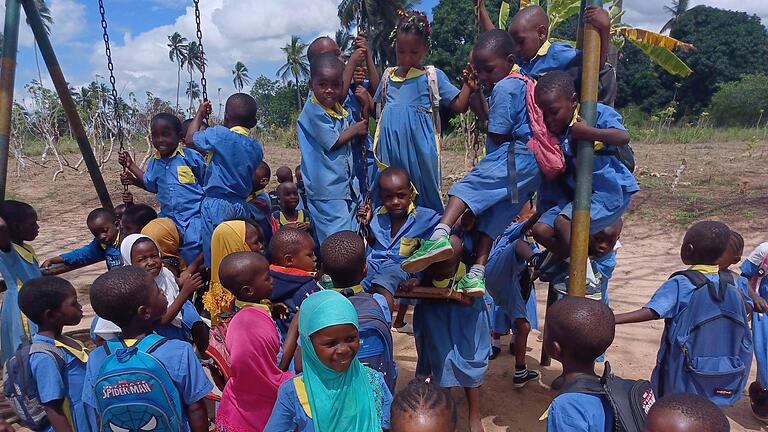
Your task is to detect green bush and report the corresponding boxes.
[709,74,768,127]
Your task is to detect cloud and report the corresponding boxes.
[0,0,87,48]
[622,0,768,33]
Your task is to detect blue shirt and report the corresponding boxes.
[486,75,532,155]
[368,204,440,266]
[297,97,359,201]
[518,41,579,79]
[30,335,96,432]
[593,250,617,302]
[82,337,213,432]
[192,125,263,200]
[547,392,613,432]
[61,238,121,270]
[742,242,768,297]
[645,270,752,319]
[143,147,206,228]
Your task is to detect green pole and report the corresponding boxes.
[20,0,113,209]
[0,0,21,200]
[567,0,602,296]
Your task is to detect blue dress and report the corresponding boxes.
[0,243,41,363]
[373,67,460,213]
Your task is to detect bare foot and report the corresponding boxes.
[469,416,485,432]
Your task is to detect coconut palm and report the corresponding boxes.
[183,41,205,87]
[277,35,310,108]
[186,81,200,115]
[232,61,251,92]
[167,32,188,114]
[335,29,354,59]
[338,0,416,65]
[660,0,690,34]
[26,0,53,89]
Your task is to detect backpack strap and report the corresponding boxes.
[559,373,606,396]
[376,67,396,119]
[29,342,66,372]
[670,269,725,302]
[424,65,443,193]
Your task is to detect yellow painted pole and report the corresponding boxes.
[0,0,21,199]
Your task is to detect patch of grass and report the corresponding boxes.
[628,126,768,145]
[637,175,664,189]
[671,210,698,225]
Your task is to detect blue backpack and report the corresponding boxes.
[94,334,184,432]
[656,270,752,406]
[346,293,397,393]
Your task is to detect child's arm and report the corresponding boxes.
[185,400,209,432]
[571,118,631,147]
[118,152,146,189]
[41,255,65,269]
[344,49,365,100]
[160,273,204,326]
[333,119,370,150]
[448,64,478,114]
[44,401,74,432]
[43,239,104,269]
[474,0,496,32]
[583,6,611,69]
[614,307,659,324]
[279,310,300,372]
[748,278,768,313]
[354,33,380,94]
[184,101,212,151]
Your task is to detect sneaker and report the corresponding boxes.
[392,323,414,335]
[750,381,768,423]
[401,236,454,273]
[490,346,501,360]
[456,274,486,296]
[513,368,540,388]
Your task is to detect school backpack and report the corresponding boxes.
[204,311,237,387]
[346,292,397,394]
[2,341,65,431]
[93,334,184,432]
[597,143,636,174]
[560,362,656,432]
[656,270,752,406]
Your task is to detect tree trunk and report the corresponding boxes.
[176,64,181,114]
[293,71,302,108]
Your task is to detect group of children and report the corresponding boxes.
[0,3,761,431]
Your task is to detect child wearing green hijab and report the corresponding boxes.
[265,290,392,431]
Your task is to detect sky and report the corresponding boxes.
[2,0,767,108]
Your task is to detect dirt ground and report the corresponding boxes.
[5,138,768,431]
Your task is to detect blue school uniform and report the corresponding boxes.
[143,147,206,264]
[153,300,204,343]
[270,265,320,338]
[546,392,613,432]
[0,244,41,363]
[30,335,96,432]
[486,224,535,327]
[413,263,491,388]
[373,67,460,212]
[518,40,578,80]
[265,369,392,432]
[558,104,638,234]
[741,244,768,386]
[594,250,617,305]
[82,337,213,432]
[448,75,540,238]
[298,96,360,245]
[60,238,122,270]
[193,125,263,265]
[362,203,440,295]
[345,81,377,198]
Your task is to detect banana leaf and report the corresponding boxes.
[498,1,511,29]
[629,39,692,77]
[615,27,694,52]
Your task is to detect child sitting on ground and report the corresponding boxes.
[185,94,263,267]
[216,252,296,432]
[643,393,729,432]
[42,208,121,271]
[119,113,206,265]
[119,203,157,236]
[390,379,458,432]
[266,290,392,431]
[19,276,96,432]
[269,228,320,338]
[615,221,753,406]
[84,266,213,432]
[273,182,312,232]
[298,53,369,244]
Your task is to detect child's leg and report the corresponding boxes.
[512,318,539,387]
[464,386,485,432]
[307,199,358,246]
[393,301,410,328]
[401,196,468,273]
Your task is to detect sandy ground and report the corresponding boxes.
[5,140,768,431]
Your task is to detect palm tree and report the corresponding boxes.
[335,29,354,59]
[183,41,205,89]
[277,35,310,108]
[338,0,415,65]
[167,32,188,114]
[186,81,200,115]
[232,61,251,92]
[26,0,53,89]
[661,0,690,34]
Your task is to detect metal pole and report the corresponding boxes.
[0,0,21,200]
[567,0,602,296]
[20,0,113,209]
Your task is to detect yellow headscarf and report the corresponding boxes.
[203,220,251,323]
[141,218,186,270]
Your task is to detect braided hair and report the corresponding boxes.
[390,10,431,46]
[391,379,458,428]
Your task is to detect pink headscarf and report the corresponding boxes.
[215,306,294,432]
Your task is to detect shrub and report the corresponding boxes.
[709,74,768,127]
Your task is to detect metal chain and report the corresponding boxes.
[193,0,208,102]
[98,0,127,193]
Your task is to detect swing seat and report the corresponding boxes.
[394,286,472,304]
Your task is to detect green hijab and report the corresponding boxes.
[298,290,378,432]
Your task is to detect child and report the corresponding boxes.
[643,393,729,432]
[265,290,393,431]
[119,113,205,265]
[272,182,312,232]
[185,94,263,266]
[216,252,295,432]
[407,235,489,432]
[374,10,473,212]
[615,221,752,406]
[294,165,307,206]
[0,201,42,363]
[276,166,294,184]
[402,29,539,295]
[298,53,368,244]
[19,276,96,432]
[119,203,157,236]
[83,266,213,432]
[141,217,189,276]
[390,380,458,432]
[268,228,320,337]
[41,208,121,271]
[543,296,616,430]
[249,160,272,217]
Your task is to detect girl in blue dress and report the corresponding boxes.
[0,201,43,362]
[373,10,475,213]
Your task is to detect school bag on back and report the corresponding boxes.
[656,270,752,406]
[204,311,236,387]
[346,292,397,393]
[94,334,184,432]
[560,362,656,432]
[2,341,65,431]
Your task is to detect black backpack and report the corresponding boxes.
[560,362,656,432]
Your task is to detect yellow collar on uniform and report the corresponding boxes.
[390,67,427,82]
[310,95,349,121]
[294,376,313,417]
[333,285,364,295]
[510,64,520,74]
[55,338,89,363]
[279,210,305,225]
[689,265,720,275]
[534,40,552,59]
[14,243,36,264]
[235,299,271,312]
[569,105,605,149]
[230,126,250,136]
[377,202,416,216]
[152,146,185,159]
